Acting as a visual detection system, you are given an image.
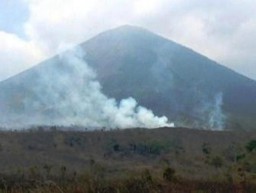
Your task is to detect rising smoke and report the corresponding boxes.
[208,92,226,130]
[192,92,226,130]
[1,47,174,129]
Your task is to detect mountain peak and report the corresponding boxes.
[86,25,163,45]
[111,25,150,32]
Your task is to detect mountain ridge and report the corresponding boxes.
[84,25,256,82]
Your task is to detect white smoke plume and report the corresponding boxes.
[208,92,226,130]
[192,92,226,130]
[1,47,174,129]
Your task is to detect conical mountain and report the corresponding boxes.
[1,25,256,130]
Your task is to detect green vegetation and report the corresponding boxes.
[246,139,256,152]
[0,126,255,192]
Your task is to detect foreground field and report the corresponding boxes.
[0,126,255,192]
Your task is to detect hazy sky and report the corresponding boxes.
[0,0,256,81]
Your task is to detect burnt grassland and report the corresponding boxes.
[0,126,255,192]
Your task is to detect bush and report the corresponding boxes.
[202,143,211,155]
[163,167,175,181]
[210,156,223,168]
[246,140,256,153]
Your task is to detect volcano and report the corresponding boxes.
[1,25,256,130]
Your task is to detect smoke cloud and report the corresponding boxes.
[208,92,226,130]
[192,92,226,130]
[0,47,174,129]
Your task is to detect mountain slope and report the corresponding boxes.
[81,26,256,129]
[1,25,256,130]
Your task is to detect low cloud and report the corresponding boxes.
[0,31,43,80]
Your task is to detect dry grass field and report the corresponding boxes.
[0,126,255,192]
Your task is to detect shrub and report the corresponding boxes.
[163,167,175,181]
[141,169,153,183]
[246,140,256,153]
[236,154,246,161]
[202,143,211,155]
[210,156,223,168]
